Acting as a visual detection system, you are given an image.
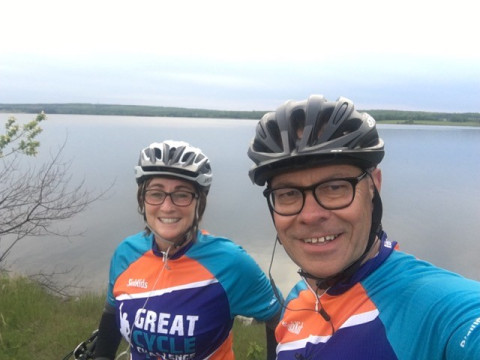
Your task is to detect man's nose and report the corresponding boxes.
[297,191,331,222]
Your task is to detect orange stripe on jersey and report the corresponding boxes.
[207,331,234,359]
[323,283,377,330]
[278,282,377,344]
[113,249,216,297]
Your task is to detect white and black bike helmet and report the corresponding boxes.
[135,140,213,193]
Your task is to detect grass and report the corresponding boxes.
[0,275,268,359]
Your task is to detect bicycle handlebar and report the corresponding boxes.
[62,329,98,360]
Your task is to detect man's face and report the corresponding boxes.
[270,164,381,282]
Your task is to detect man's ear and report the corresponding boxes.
[276,235,283,246]
[370,167,382,193]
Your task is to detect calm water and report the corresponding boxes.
[5,114,480,295]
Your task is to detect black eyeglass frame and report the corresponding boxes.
[263,171,368,216]
[143,189,199,207]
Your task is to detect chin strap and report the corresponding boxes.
[297,235,380,289]
[145,223,192,246]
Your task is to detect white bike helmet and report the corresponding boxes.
[135,140,212,192]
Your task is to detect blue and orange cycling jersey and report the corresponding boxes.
[107,230,280,360]
[276,233,480,359]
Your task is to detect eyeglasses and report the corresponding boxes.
[263,172,368,216]
[144,189,198,207]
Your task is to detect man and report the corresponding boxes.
[247,94,480,359]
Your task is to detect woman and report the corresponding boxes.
[93,140,280,360]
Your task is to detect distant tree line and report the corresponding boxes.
[365,109,480,124]
[1,103,479,124]
[0,103,265,120]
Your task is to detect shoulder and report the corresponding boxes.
[385,250,477,287]
[365,250,480,358]
[110,231,153,274]
[364,249,480,311]
[284,281,308,304]
[114,231,152,257]
[191,230,250,259]
[106,231,153,305]
[189,230,265,281]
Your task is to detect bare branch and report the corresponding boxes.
[0,138,111,267]
[0,113,110,296]
[28,267,85,299]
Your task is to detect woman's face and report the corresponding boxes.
[143,177,197,250]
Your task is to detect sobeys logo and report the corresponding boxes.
[127,278,148,289]
[281,320,304,335]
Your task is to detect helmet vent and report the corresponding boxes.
[332,102,349,125]
[311,114,327,144]
[181,151,194,164]
[332,118,362,139]
[257,123,266,139]
[291,109,305,141]
[200,161,211,174]
[154,148,162,161]
[266,119,282,150]
[311,107,333,143]
[252,138,269,153]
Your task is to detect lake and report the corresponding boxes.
[4,114,480,295]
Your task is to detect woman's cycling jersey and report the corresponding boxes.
[107,230,280,360]
[276,232,480,359]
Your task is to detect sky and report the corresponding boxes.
[1,0,479,113]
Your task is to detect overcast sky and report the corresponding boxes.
[1,0,479,112]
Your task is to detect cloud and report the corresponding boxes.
[1,0,479,112]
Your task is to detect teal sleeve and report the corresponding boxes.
[189,234,281,321]
[225,246,281,320]
[363,251,480,359]
[444,291,480,359]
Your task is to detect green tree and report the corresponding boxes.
[0,111,45,157]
